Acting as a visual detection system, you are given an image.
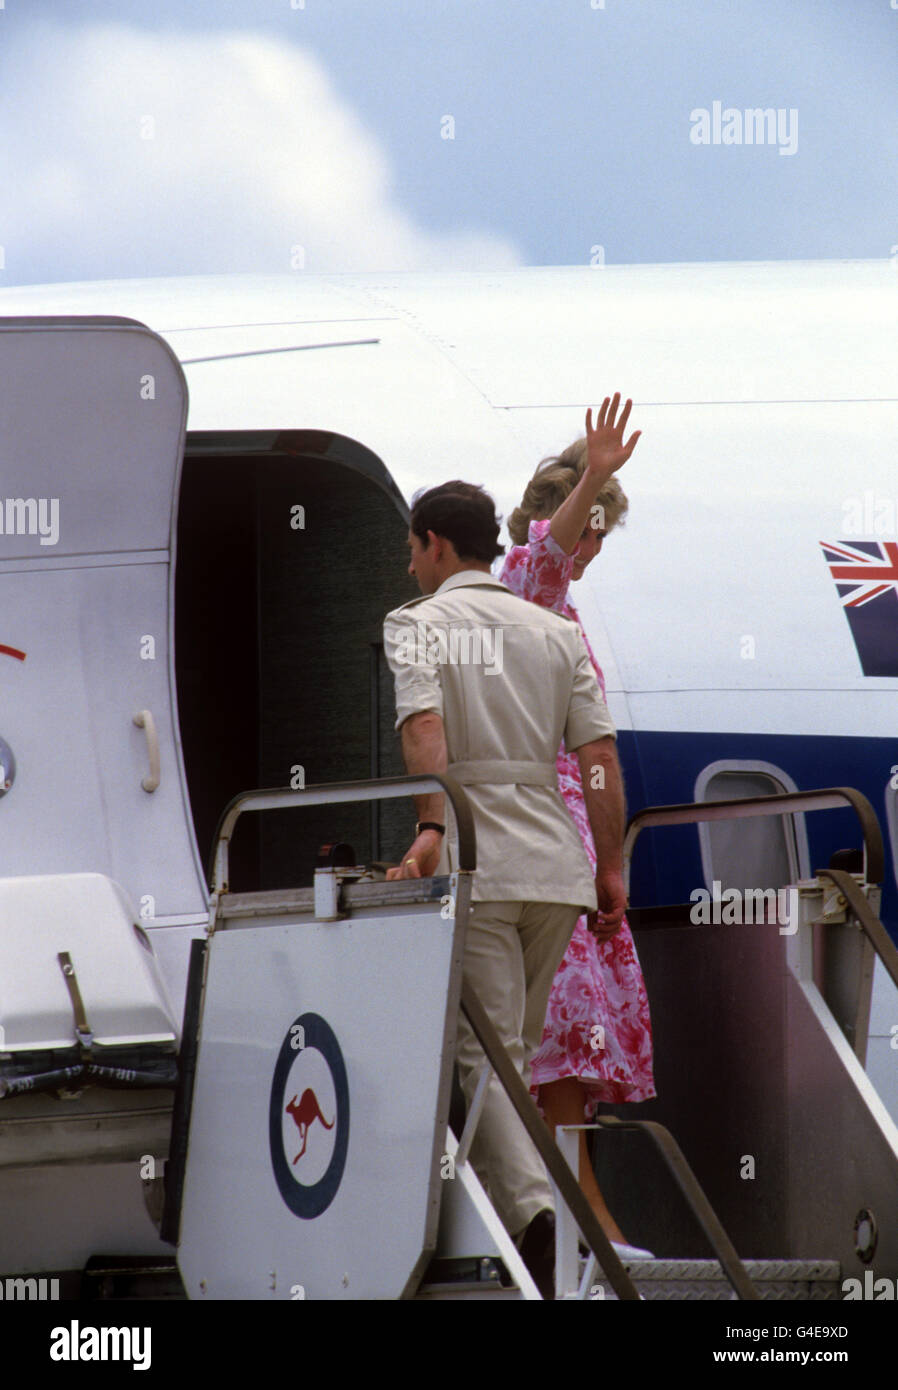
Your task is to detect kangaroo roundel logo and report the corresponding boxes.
[269,1012,349,1218]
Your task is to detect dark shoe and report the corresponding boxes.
[517,1208,555,1300]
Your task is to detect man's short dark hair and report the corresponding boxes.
[410,480,505,563]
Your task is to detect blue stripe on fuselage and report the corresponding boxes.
[617,730,897,940]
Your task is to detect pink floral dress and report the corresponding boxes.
[500,519,655,1112]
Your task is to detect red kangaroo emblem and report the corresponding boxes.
[285,1088,335,1164]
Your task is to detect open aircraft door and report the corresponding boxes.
[0,317,207,923]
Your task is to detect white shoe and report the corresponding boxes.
[611,1240,655,1260]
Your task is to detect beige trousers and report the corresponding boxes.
[454,899,580,1237]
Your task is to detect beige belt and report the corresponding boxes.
[447,760,558,788]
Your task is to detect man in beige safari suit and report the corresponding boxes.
[383,470,629,1294]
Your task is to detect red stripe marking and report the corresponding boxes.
[830,564,898,582]
[821,541,867,561]
[822,541,898,582]
[846,584,891,608]
[0,644,26,661]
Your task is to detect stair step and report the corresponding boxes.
[416,1255,515,1299]
[415,1281,521,1299]
[418,1254,842,1300]
[586,1257,841,1300]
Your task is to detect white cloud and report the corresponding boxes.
[0,23,522,284]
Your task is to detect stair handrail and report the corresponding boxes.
[459,981,644,1299]
[591,1116,760,1299]
[208,773,477,895]
[624,785,885,893]
[817,867,898,993]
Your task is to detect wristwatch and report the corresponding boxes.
[416,821,446,836]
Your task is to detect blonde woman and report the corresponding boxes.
[500,393,655,1256]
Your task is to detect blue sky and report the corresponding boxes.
[0,0,895,285]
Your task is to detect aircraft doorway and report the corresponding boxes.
[174,431,418,892]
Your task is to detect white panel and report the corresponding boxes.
[867,950,898,1126]
[0,567,111,876]
[0,274,381,332]
[144,922,208,1027]
[172,318,524,518]
[0,319,186,557]
[0,268,894,744]
[76,562,206,918]
[624,689,898,739]
[866,1036,898,1128]
[346,261,898,408]
[0,873,177,1050]
[0,563,207,916]
[178,907,460,1300]
[0,260,894,415]
[886,780,898,895]
[0,1163,171,1274]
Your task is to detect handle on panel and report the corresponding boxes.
[133,709,160,792]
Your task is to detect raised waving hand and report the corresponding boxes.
[585,393,641,485]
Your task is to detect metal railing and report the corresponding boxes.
[615,784,898,1286]
[459,979,641,1300]
[596,1117,758,1298]
[623,785,885,893]
[818,867,898,993]
[207,772,477,895]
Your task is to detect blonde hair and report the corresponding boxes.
[507,436,629,547]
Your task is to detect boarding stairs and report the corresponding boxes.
[157,777,896,1300]
[3,779,895,1299]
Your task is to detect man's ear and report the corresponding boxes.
[426,529,443,561]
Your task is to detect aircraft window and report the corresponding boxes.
[886,777,898,895]
[695,761,809,894]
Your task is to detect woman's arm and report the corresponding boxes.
[550,393,640,555]
[576,735,627,939]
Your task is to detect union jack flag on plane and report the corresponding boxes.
[820,539,898,677]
